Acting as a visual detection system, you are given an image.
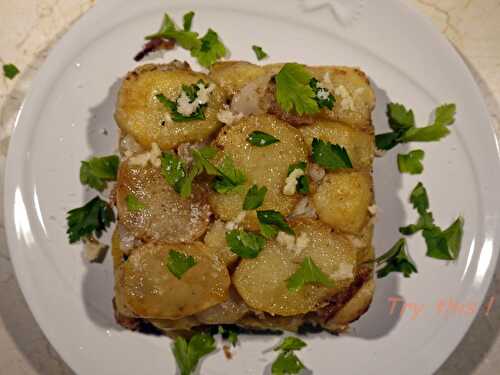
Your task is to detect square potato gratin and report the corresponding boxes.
[112,60,376,336]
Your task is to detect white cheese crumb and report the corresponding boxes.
[225,211,247,230]
[290,197,317,219]
[316,87,330,101]
[283,168,305,196]
[176,82,215,116]
[277,232,310,256]
[196,82,215,105]
[217,105,244,125]
[128,142,162,168]
[308,163,326,182]
[330,263,354,280]
[334,85,355,111]
[83,238,109,263]
[368,204,377,216]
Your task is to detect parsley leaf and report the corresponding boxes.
[375,103,456,150]
[178,165,202,198]
[126,194,146,211]
[309,78,335,110]
[259,222,279,239]
[3,64,20,79]
[399,211,434,235]
[247,131,280,147]
[79,155,119,191]
[275,63,319,115]
[409,182,429,215]
[145,13,201,50]
[272,351,305,375]
[288,162,309,194]
[212,156,246,193]
[257,210,294,236]
[423,217,464,260]
[66,196,115,243]
[161,152,186,189]
[243,185,267,210]
[252,45,268,60]
[172,333,215,375]
[373,238,418,278]
[226,229,266,258]
[167,250,197,279]
[183,11,195,31]
[311,138,352,171]
[287,256,333,292]
[271,336,307,375]
[397,149,425,174]
[274,337,307,352]
[191,29,227,68]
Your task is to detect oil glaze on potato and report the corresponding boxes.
[300,121,374,170]
[209,61,266,98]
[116,162,210,243]
[312,171,373,234]
[233,219,357,316]
[209,114,308,230]
[119,242,230,319]
[203,220,239,268]
[115,64,225,149]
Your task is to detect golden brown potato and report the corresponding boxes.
[233,219,357,316]
[116,162,211,243]
[209,61,267,98]
[149,316,200,332]
[115,64,225,150]
[195,288,249,324]
[312,171,373,234]
[299,121,374,170]
[118,242,230,319]
[203,220,239,268]
[208,115,308,230]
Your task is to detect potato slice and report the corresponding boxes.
[118,242,230,319]
[203,220,239,268]
[195,288,249,324]
[312,171,373,234]
[208,115,308,230]
[116,161,211,243]
[331,279,375,325]
[115,63,225,150]
[233,219,357,316]
[299,121,374,170]
[209,61,266,98]
[148,317,200,333]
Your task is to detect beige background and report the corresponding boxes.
[0,0,499,374]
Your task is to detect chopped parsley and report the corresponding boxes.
[226,229,266,258]
[183,11,195,31]
[372,238,418,278]
[243,185,267,210]
[172,333,215,375]
[191,29,227,68]
[156,81,209,122]
[247,131,280,147]
[310,78,335,110]
[275,63,319,115]
[145,13,201,50]
[66,196,115,243]
[167,250,197,279]
[287,162,309,194]
[287,256,333,292]
[397,149,425,174]
[3,64,19,79]
[311,138,352,171]
[252,45,268,60]
[125,194,146,211]
[400,182,464,260]
[79,155,119,191]
[161,152,186,189]
[271,336,307,375]
[375,103,456,150]
[257,210,294,237]
[212,156,246,193]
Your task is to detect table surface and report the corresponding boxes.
[1,0,499,374]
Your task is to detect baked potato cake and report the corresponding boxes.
[112,60,376,336]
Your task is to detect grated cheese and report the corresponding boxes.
[176,82,215,116]
[277,232,310,255]
[225,211,247,230]
[283,168,305,196]
[128,142,162,168]
[217,105,244,125]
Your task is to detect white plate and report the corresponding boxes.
[4,0,500,374]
